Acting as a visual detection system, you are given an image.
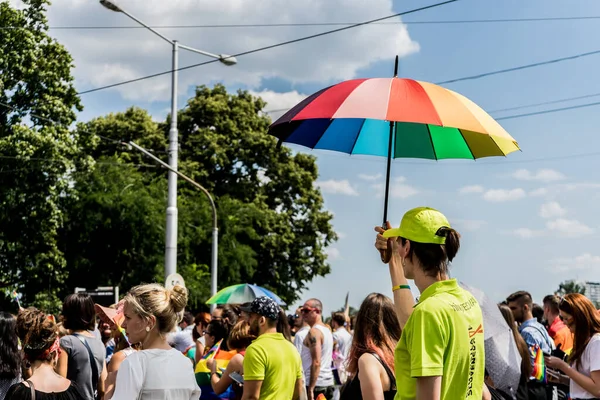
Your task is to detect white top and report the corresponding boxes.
[295,326,311,382]
[570,333,600,398]
[111,348,201,400]
[302,324,334,387]
[332,327,353,359]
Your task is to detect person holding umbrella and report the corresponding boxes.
[374,207,486,400]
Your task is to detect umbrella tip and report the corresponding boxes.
[394,55,399,77]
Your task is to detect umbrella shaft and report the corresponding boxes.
[382,121,394,225]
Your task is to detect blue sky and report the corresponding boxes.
[35,0,600,314]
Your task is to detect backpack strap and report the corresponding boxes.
[370,353,396,391]
[25,380,35,400]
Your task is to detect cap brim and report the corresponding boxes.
[382,228,402,238]
[239,305,253,313]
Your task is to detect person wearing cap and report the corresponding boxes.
[374,207,485,400]
[241,297,305,400]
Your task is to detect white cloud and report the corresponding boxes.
[252,89,307,118]
[483,188,526,202]
[546,219,594,238]
[450,219,486,232]
[358,173,382,182]
[317,179,359,196]
[459,185,484,194]
[539,201,566,219]
[511,228,545,239]
[511,168,565,183]
[372,179,419,199]
[551,253,600,273]
[325,247,342,260]
[46,0,420,102]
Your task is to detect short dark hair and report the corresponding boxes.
[401,227,461,277]
[506,291,533,308]
[307,298,323,312]
[182,311,194,325]
[532,303,544,323]
[331,312,346,327]
[0,312,21,379]
[543,294,560,313]
[62,294,96,331]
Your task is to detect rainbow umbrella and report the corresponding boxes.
[269,57,520,227]
[206,283,286,306]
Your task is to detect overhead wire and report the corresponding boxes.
[3,15,600,30]
[77,0,458,95]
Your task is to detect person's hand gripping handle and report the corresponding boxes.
[375,221,393,264]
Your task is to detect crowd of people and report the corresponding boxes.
[1,206,600,400]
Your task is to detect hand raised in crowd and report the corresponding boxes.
[374,221,395,263]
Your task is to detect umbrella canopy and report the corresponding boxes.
[269,57,520,230]
[460,282,521,398]
[269,77,519,160]
[206,283,286,306]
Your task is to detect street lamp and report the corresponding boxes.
[100,0,235,303]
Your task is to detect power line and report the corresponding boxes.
[3,15,600,30]
[495,99,600,121]
[77,0,458,95]
[488,91,600,113]
[435,48,600,85]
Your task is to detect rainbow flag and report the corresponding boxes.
[202,339,222,360]
[531,345,546,383]
[195,344,236,399]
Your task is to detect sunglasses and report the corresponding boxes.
[301,307,319,314]
[559,315,572,322]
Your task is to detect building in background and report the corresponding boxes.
[585,281,600,306]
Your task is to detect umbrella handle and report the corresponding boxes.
[379,237,393,263]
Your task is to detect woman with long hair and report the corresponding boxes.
[6,308,84,399]
[207,321,256,400]
[497,304,531,400]
[109,284,200,399]
[374,207,486,400]
[0,312,21,400]
[545,293,600,398]
[340,293,400,400]
[56,294,107,400]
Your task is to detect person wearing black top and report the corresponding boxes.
[341,293,400,400]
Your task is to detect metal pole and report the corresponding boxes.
[211,228,219,312]
[127,142,219,309]
[165,41,179,282]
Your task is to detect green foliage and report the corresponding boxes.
[556,280,586,296]
[65,85,336,306]
[0,0,90,308]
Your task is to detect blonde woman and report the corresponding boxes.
[109,284,200,400]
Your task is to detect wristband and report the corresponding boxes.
[392,284,410,291]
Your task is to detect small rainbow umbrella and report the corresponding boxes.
[269,57,520,227]
[206,283,286,306]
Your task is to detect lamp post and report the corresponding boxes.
[100,0,235,302]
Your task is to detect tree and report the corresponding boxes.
[0,0,89,308]
[66,85,336,305]
[556,280,586,296]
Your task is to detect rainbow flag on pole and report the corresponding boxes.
[531,345,546,383]
[195,340,236,398]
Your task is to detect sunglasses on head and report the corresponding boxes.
[559,315,571,322]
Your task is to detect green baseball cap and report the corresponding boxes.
[382,207,451,244]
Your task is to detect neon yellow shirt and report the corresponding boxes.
[395,279,485,400]
[243,332,303,400]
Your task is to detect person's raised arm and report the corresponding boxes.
[208,353,243,394]
[375,222,415,328]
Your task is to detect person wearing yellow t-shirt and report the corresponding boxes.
[241,296,306,400]
[374,207,486,400]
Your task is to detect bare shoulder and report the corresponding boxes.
[358,353,382,370]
